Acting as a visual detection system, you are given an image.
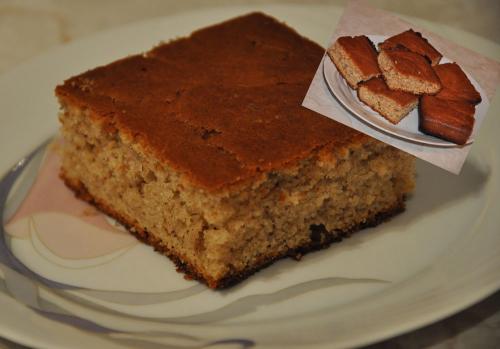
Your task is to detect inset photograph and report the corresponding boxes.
[304,10,498,174]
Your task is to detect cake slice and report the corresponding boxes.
[56,13,415,289]
[379,29,442,66]
[378,48,442,95]
[358,77,419,124]
[419,95,475,145]
[327,35,381,89]
[434,63,482,105]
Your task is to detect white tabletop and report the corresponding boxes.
[0,1,499,348]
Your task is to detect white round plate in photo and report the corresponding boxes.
[322,35,489,148]
[0,5,499,349]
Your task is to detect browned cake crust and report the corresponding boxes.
[378,48,442,95]
[336,36,381,77]
[358,77,418,124]
[327,35,381,89]
[379,29,442,66]
[56,13,367,192]
[419,95,475,145]
[434,63,482,105]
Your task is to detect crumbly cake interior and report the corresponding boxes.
[378,50,441,95]
[328,41,377,89]
[358,80,418,124]
[59,103,415,288]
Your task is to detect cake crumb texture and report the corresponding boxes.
[358,77,418,124]
[59,105,415,287]
[378,48,441,95]
[327,35,381,89]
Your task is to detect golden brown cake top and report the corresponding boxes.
[379,29,442,65]
[381,48,441,85]
[56,13,367,192]
[420,95,475,119]
[419,95,475,145]
[336,35,381,77]
[359,77,418,106]
[434,63,482,105]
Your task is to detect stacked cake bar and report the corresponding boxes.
[56,13,415,288]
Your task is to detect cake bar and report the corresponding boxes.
[378,48,442,95]
[327,35,381,89]
[379,29,442,66]
[358,77,419,124]
[419,95,475,145]
[434,63,482,105]
[56,13,415,288]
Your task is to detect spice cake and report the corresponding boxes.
[378,48,442,95]
[358,77,419,124]
[56,13,415,288]
[434,63,482,105]
[419,95,475,145]
[379,29,442,66]
[327,35,381,89]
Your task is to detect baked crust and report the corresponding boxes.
[419,95,475,145]
[434,63,482,105]
[378,48,442,94]
[55,12,369,193]
[336,35,381,77]
[61,170,407,289]
[379,29,442,66]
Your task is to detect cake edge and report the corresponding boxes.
[357,82,418,124]
[60,169,407,289]
[377,49,442,95]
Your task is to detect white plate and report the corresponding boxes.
[1,5,500,349]
[322,35,488,147]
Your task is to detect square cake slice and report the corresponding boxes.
[378,48,442,95]
[56,13,415,288]
[358,77,419,124]
[379,29,442,66]
[327,35,381,89]
[419,95,475,145]
[434,63,482,105]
